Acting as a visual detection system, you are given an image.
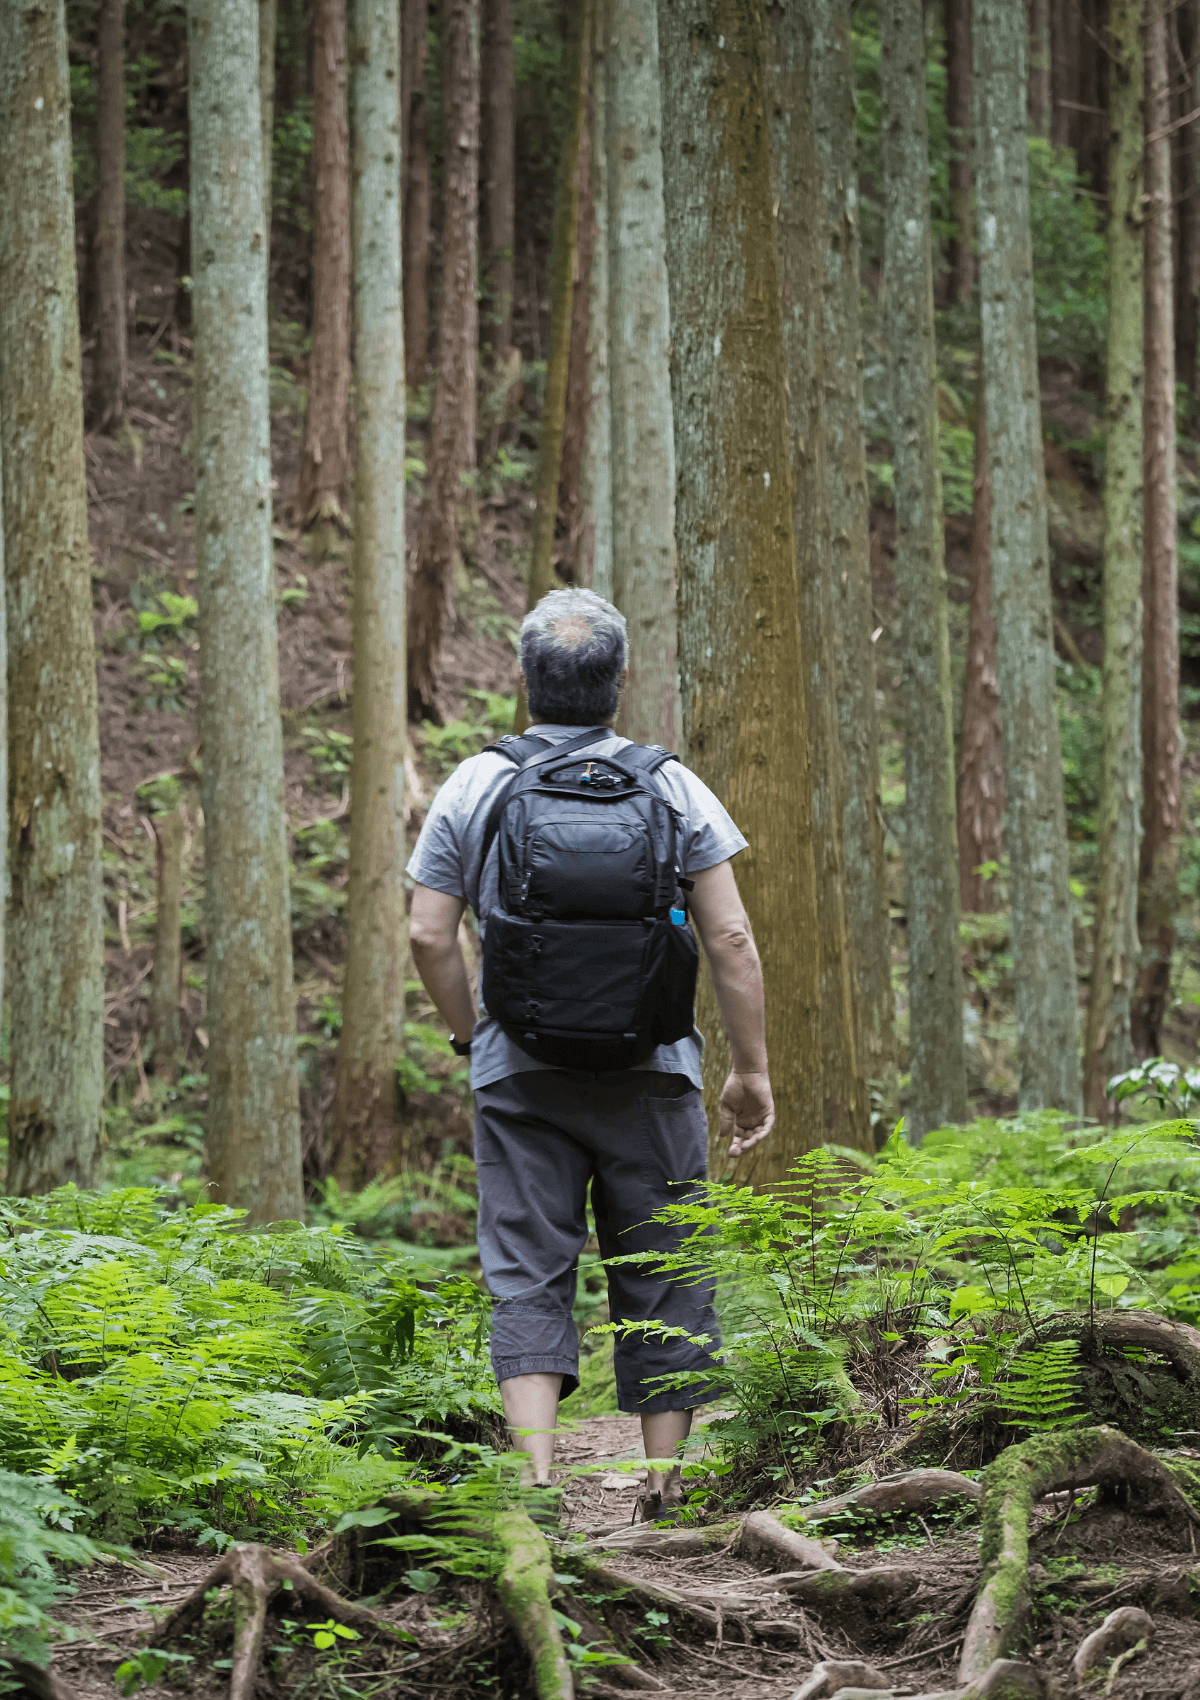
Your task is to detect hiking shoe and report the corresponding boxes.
[633,1479,686,1524]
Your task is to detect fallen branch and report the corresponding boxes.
[1071,1606,1153,1683]
[795,1469,982,1526]
[792,1658,890,1698]
[959,1426,1197,1682]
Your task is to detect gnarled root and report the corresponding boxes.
[1071,1606,1153,1683]
[1024,1309,1200,1386]
[959,1425,1198,1682]
[0,1658,79,1700]
[795,1469,981,1526]
[792,1658,891,1697]
[812,1657,1043,1700]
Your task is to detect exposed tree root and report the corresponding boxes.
[795,1469,982,1525]
[0,1658,79,1700]
[1028,1310,1200,1385]
[792,1657,891,1697]
[807,1658,1043,1700]
[1070,1606,1153,1682]
[959,1425,1200,1682]
[591,1506,841,1571]
[491,1508,574,1700]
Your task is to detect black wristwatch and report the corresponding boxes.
[450,1035,473,1057]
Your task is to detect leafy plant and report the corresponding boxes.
[113,1647,195,1696]
[0,1470,128,1674]
[992,1340,1083,1432]
[137,592,198,647]
[303,726,354,779]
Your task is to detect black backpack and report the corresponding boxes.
[477,727,699,1072]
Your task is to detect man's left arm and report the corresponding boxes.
[409,885,476,1046]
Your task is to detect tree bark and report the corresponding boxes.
[656,0,825,1181]
[1173,0,1199,404]
[90,0,127,432]
[811,0,897,1123]
[956,392,1005,915]
[1028,0,1051,136]
[1133,0,1180,1059]
[481,0,515,354]
[403,46,431,388]
[974,0,1082,1114]
[297,0,352,532]
[261,0,277,293]
[190,0,304,1223]
[608,0,679,747]
[147,809,186,1077]
[0,0,104,1195]
[578,0,611,596]
[332,0,408,1187]
[881,0,967,1139]
[406,0,480,720]
[1084,0,1144,1116]
[557,74,598,586]
[1049,0,1078,149]
[765,0,869,1151]
[943,0,974,304]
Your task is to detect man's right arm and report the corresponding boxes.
[687,860,775,1158]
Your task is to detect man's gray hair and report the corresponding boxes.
[519,588,628,725]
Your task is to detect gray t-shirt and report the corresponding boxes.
[405,723,748,1089]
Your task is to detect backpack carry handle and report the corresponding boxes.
[477,726,613,887]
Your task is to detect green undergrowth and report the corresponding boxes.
[0,1188,500,1552]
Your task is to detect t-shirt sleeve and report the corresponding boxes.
[670,765,750,873]
[405,770,469,898]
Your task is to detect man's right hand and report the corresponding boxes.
[718,1070,775,1158]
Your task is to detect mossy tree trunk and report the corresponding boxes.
[89,0,128,432]
[578,0,611,596]
[402,0,430,386]
[881,0,966,1139]
[957,390,1004,915]
[810,0,897,1124]
[1083,0,1144,1117]
[608,0,679,747]
[407,0,480,720]
[973,0,1082,1114]
[331,0,408,1186]
[297,0,352,533]
[1133,0,1181,1059]
[190,0,304,1223]
[656,0,824,1180]
[0,0,105,1194]
[764,1,869,1151]
[481,0,515,354]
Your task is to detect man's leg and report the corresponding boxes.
[642,1407,693,1500]
[500,1371,563,1484]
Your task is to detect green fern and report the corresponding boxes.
[993,1340,1084,1433]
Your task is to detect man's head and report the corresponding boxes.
[519,588,628,725]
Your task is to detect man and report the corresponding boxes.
[407,587,774,1520]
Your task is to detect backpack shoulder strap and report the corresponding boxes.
[619,743,678,778]
[479,726,611,873]
[482,731,552,767]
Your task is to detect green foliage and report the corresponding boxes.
[992,1340,1083,1432]
[1025,140,1107,364]
[419,691,516,777]
[303,726,354,780]
[939,424,976,518]
[113,1648,195,1696]
[1108,1058,1200,1117]
[1057,658,1102,840]
[0,1190,499,1549]
[273,99,314,232]
[0,1470,128,1672]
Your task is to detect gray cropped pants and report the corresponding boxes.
[473,1069,723,1414]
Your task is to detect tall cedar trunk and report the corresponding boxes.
[608,0,679,746]
[1177,0,1200,402]
[298,0,352,529]
[481,0,515,353]
[943,0,974,304]
[1028,0,1050,134]
[261,0,277,291]
[147,809,186,1076]
[811,0,896,1120]
[0,436,6,1083]
[657,0,825,1182]
[90,0,127,431]
[1085,0,1144,1113]
[407,0,480,719]
[1133,0,1180,1056]
[765,2,868,1150]
[974,0,1082,1113]
[1077,0,1106,194]
[881,0,967,1139]
[0,0,104,1194]
[404,71,431,386]
[190,0,304,1223]
[1049,0,1077,148]
[956,393,1005,914]
[525,0,589,616]
[558,79,597,586]
[578,0,611,595]
[332,0,408,1185]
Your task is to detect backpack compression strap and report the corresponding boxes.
[478,726,613,876]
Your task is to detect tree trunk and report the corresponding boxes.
[190,0,304,1223]
[956,392,1005,915]
[811,0,897,1124]
[0,0,105,1195]
[1049,0,1077,148]
[297,0,352,533]
[881,0,967,1140]
[404,65,431,388]
[481,0,515,354]
[1133,0,1180,1058]
[261,0,277,293]
[578,0,611,597]
[90,0,127,432]
[557,74,597,586]
[1083,0,1144,1116]
[1177,0,1200,404]
[406,0,480,720]
[147,809,186,1077]
[943,0,974,305]
[656,0,824,1182]
[974,0,1082,1114]
[765,1,869,1152]
[1076,0,1106,194]
[332,0,408,1187]
[607,0,679,747]
[1028,0,1050,136]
